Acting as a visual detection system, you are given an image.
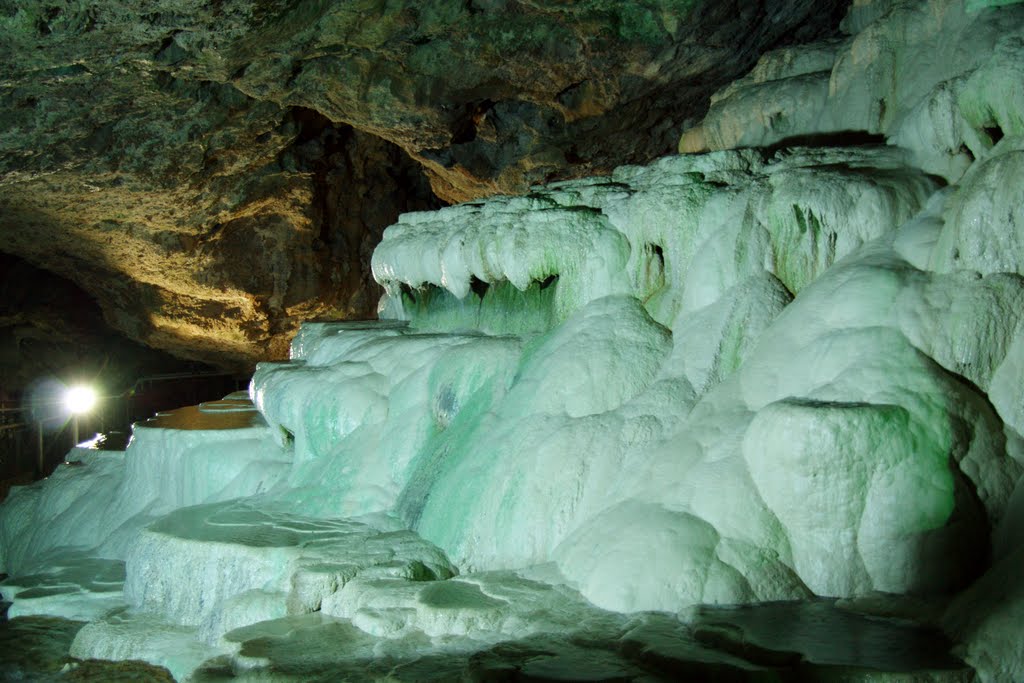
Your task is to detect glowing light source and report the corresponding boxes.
[64,385,98,414]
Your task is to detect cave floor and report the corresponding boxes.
[0,597,973,682]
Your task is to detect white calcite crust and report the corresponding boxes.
[124,499,454,644]
[689,0,1024,182]
[374,145,934,336]
[70,611,221,682]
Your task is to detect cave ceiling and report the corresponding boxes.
[0,0,850,373]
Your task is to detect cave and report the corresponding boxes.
[2,0,1024,681]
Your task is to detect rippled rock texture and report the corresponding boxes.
[0,0,849,368]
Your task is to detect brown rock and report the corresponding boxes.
[1,82,439,369]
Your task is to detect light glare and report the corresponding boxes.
[65,385,97,414]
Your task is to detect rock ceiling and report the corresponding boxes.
[0,0,850,371]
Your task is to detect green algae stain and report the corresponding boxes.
[399,278,560,335]
[768,204,835,294]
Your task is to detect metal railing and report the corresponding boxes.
[0,372,247,484]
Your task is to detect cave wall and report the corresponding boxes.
[0,84,440,370]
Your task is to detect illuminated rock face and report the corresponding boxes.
[0,110,441,370]
[3,0,1024,681]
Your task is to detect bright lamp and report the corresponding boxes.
[64,385,97,414]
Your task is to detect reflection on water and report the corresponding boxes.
[75,397,264,450]
[140,398,266,431]
[688,598,964,673]
[0,598,967,682]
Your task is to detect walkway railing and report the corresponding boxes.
[0,372,246,485]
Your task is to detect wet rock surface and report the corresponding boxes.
[0,609,174,682]
[1,595,968,683]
